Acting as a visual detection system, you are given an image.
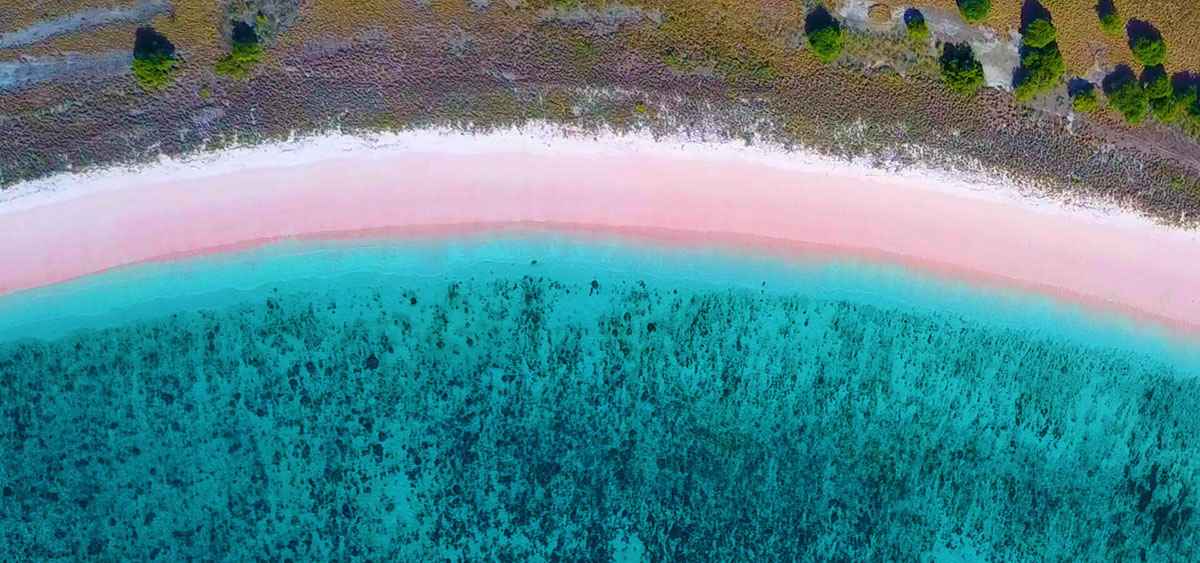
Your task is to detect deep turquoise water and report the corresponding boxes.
[1,233,1198,561]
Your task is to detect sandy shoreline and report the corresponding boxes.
[2,129,1200,334]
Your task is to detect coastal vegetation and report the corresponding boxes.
[1097,1,1123,35]
[131,26,176,91]
[904,9,929,43]
[1070,81,1099,113]
[1106,68,1149,125]
[4,0,1200,225]
[957,0,992,23]
[1128,22,1167,67]
[804,6,843,63]
[214,21,263,79]
[939,43,985,94]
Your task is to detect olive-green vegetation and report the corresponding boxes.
[1178,86,1200,125]
[1014,42,1065,101]
[1106,72,1149,124]
[215,21,262,79]
[131,26,176,91]
[1023,18,1057,48]
[1142,66,1171,100]
[939,43,985,94]
[904,9,929,43]
[215,43,264,79]
[1138,66,1174,123]
[1071,83,1099,113]
[1097,1,1123,35]
[804,6,844,64]
[1150,96,1178,123]
[1130,31,1167,67]
[957,0,991,23]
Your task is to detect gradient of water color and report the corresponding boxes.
[1,233,1197,561]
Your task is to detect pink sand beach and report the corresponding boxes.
[3,137,1200,333]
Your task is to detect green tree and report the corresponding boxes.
[1071,83,1099,113]
[1023,19,1057,48]
[1100,12,1123,35]
[1130,32,1167,66]
[939,43,985,94]
[957,0,991,24]
[1014,42,1065,101]
[216,21,263,79]
[1097,1,1123,35]
[1177,85,1200,124]
[1142,66,1172,100]
[132,26,176,91]
[1150,96,1179,123]
[1106,73,1149,124]
[904,9,929,43]
[805,7,844,64]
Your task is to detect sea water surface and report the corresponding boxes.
[1,232,1198,561]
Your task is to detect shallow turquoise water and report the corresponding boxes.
[1,232,1198,561]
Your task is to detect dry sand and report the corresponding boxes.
[2,129,1199,334]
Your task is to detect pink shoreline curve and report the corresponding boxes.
[2,150,1200,335]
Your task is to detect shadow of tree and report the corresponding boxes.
[1094,0,1117,19]
[231,21,258,47]
[1125,18,1164,59]
[1103,64,1137,93]
[1067,77,1092,97]
[903,8,924,28]
[1019,0,1051,33]
[804,5,838,36]
[133,26,174,59]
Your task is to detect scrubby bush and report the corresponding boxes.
[1149,96,1178,123]
[804,7,844,64]
[957,0,991,23]
[1105,71,1149,124]
[216,21,262,79]
[1177,84,1200,124]
[1141,66,1172,100]
[1023,18,1057,48]
[1128,23,1167,67]
[1071,83,1099,113]
[131,26,176,91]
[904,9,929,43]
[1100,12,1122,35]
[1096,1,1122,35]
[215,44,263,79]
[939,43,985,94]
[1013,43,1065,101]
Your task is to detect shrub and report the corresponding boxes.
[1141,66,1172,100]
[1129,27,1167,66]
[1178,86,1200,124]
[939,43,985,94]
[1100,12,1123,35]
[216,21,263,79]
[804,7,844,64]
[1071,84,1099,113]
[215,44,263,79]
[957,0,991,23]
[1106,72,1149,124]
[1023,19,1057,48]
[1013,43,1064,101]
[131,27,176,91]
[1096,0,1122,35]
[904,9,929,43]
[1149,96,1178,123]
